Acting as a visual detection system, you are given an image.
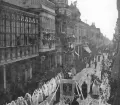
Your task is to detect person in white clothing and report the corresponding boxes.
[50,78,57,93]
[91,80,100,99]
[24,93,32,105]
[48,81,52,96]
[32,90,39,105]
[11,101,16,105]
[38,89,43,104]
[42,83,48,97]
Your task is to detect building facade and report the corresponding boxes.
[0,0,111,103]
[25,0,57,77]
[54,0,76,72]
[0,1,40,92]
[0,0,57,99]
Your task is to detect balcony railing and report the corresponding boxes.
[0,45,39,65]
[0,3,40,65]
[57,8,71,17]
[39,39,55,52]
[39,44,55,52]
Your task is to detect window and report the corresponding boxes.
[11,34,16,46]
[6,48,11,60]
[17,47,20,57]
[21,34,24,45]
[0,49,5,61]
[61,22,65,32]
[25,17,29,34]
[79,29,81,36]
[0,34,4,47]
[11,21,15,33]
[0,14,5,47]
[11,48,16,58]
[81,29,84,36]
[6,34,11,46]
[79,36,80,41]
[84,29,86,36]
[16,21,20,35]
[21,16,25,34]
[0,8,39,61]
[11,14,16,46]
[0,17,5,30]
[6,16,11,46]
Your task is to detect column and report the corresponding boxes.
[3,65,6,89]
[78,45,79,59]
[55,53,57,67]
[30,61,32,79]
[81,45,82,58]
[49,55,51,69]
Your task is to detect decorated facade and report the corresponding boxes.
[0,0,57,102]
[0,0,112,104]
[54,0,76,72]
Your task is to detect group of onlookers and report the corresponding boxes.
[5,73,62,105]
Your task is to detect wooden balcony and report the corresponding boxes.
[0,45,39,66]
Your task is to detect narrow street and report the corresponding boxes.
[73,56,102,105]
[39,55,111,105]
[0,0,115,105]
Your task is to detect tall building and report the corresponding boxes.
[0,0,56,96]
[55,0,76,71]
[0,1,40,91]
[25,0,57,75]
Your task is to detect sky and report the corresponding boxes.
[68,0,118,40]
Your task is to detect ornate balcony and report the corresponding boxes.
[0,45,39,65]
[55,0,68,8]
[57,7,71,17]
[39,39,55,52]
[39,32,56,52]
[0,2,40,65]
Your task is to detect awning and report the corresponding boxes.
[83,46,92,53]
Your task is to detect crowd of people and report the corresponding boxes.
[4,73,63,105]
[2,50,116,105]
